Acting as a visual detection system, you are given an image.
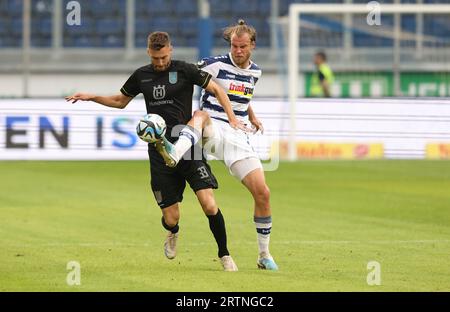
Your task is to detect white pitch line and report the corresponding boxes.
[3,239,450,248]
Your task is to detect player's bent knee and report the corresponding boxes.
[199,197,218,215]
[192,110,210,125]
[196,189,218,215]
[192,110,208,118]
[162,205,180,226]
[255,184,270,205]
[162,217,178,228]
[262,185,271,201]
[202,204,218,216]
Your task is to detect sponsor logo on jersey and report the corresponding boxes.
[153,85,165,99]
[228,82,254,97]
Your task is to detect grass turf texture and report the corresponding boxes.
[0,160,449,291]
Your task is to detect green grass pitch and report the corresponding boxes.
[0,160,449,291]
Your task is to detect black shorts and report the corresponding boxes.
[148,145,218,209]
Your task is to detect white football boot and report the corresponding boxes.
[220,255,238,272]
[164,231,178,259]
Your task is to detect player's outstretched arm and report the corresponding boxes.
[204,80,251,132]
[65,93,133,109]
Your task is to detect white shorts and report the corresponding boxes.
[203,118,261,178]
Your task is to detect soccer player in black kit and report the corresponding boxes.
[65,32,246,271]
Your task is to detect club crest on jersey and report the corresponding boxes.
[169,72,178,84]
[153,85,166,99]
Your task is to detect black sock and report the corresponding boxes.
[161,217,179,234]
[207,209,229,258]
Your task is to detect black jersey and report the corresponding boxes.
[120,60,212,140]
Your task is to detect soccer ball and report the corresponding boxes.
[136,113,167,143]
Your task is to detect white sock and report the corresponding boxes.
[175,126,200,161]
[254,216,272,256]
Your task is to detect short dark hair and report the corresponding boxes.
[147,32,171,50]
[315,51,327,61]
[223,19,257,43]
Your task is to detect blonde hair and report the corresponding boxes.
[223,19,256,43]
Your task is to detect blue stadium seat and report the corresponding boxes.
[258,0,271,15]
[402,15,416,32]
[312,0,344,3]
[184,36,197,48]
[86,0,117,16]
[301,14,344,33]
[135,18,152,36]
[243,18,263,33]
[352,0,392,3]
[257,36,270,47]
[11,19,22,36]
[279,0,290,16]
[96,19,124,36]
[213,36,228,47]
[0,20,8,35]
[170,35,185,47]
[424,0,450,3]
[40,18,53,35]
[101,35,124,47]
[31,35,51,47]
[0,1,7,14]
[174,0,197,17]
[425,15,450,37]
[32,0,53,14]
[173,35,197,48]
[231,0,258,16]
[353,33,393,47]
[72,35,97,47]
[0,36,20,47]
[212,18,230,36]
[64,17,95,35]
[135,34,149,48]
[135,0,147,16]
[179,18,197,37]
[257,20,271,46]
[7,0,23,17]
[210,0,231,16]
[150,17,177,34]
[31,18,52,36]
[279,0,346,15]
[31,20,41,34]
[147,0,174,15]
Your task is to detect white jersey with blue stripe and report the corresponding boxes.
[198,53,262,123]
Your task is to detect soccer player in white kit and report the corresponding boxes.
[155,20,278,270]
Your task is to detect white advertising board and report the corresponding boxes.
[1,98,450,160]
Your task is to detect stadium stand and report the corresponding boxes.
[1,0,448,48]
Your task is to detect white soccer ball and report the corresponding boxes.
[136,113,167,143]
